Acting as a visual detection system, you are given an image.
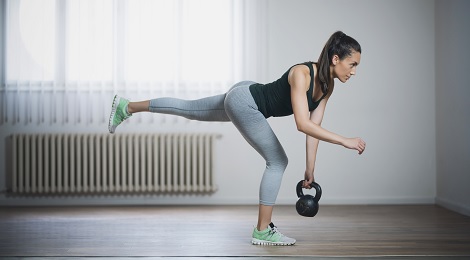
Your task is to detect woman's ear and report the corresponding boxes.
[332,54,340,65]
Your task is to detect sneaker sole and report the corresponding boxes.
[108,95,120,134]
[251,238,296,246]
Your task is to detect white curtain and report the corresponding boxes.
[1,0,267,126]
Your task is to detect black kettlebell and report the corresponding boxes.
[296,180,322,217]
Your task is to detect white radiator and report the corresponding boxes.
[6,133,218,195]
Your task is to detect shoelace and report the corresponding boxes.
[268,225,285,237]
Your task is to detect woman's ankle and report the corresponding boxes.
[257,204,274,230]
[128,100,150,114]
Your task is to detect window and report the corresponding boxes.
[1,0,267,125]
[6,0,235,86]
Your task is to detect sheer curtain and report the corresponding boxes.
[1,0,267,126]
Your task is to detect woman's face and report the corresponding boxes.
[332,51,361,83]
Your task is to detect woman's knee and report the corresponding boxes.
[268,154,289,172]
[281,155,289,170]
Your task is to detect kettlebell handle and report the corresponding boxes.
[296,180,322,202]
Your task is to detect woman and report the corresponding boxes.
[108,31,366,246]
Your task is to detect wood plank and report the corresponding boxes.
[0,205,469,257]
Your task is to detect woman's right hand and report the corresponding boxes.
[342,137,366,155]
[303,171,315,189]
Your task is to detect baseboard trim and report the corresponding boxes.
[435,197,470,217]
[0,194,437,207]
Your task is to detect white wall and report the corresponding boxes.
[0,0,438,206]
[435,0,470,216]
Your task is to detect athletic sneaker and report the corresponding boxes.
[108,95,131,134]
[251,222,296,246]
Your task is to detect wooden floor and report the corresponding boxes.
[0,205,469,259]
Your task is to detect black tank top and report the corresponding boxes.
[249,62,327,118]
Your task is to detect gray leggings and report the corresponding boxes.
[149,81,288,206]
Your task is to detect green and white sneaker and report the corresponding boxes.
[252,222,296,246]
[108,95,131,134]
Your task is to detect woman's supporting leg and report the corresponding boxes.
[224,84,288,231]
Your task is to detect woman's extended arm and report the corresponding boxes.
[304,98,328,188]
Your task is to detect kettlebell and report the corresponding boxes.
[296,180,322,217]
